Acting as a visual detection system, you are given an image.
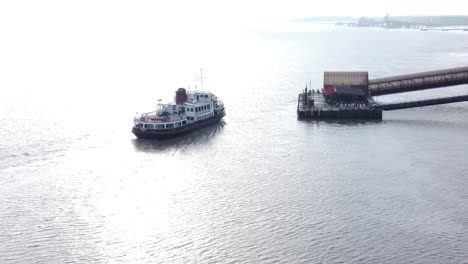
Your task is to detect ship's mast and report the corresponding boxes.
[200,68,204,91]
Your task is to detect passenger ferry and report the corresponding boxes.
[132,87,225,139]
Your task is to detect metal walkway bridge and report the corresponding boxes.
[377,94,468,111]
[369,66,468,96]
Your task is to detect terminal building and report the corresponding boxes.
[323,71,369,105]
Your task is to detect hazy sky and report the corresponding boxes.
[2,1,468,39]
[1,1,468,38]
[199,0,468,19]
[1,0,468,101]
[2,1,468,26]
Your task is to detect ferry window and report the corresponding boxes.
[144,124,154,129]
[156,124,164,129]
[166,123,174,128]
[137,123,143,128]
[205,95,208,98]
[182,120,187,125]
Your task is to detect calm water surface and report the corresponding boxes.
[1,24,468,263]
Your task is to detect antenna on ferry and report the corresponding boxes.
[200,68,204,91]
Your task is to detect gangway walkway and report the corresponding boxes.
[369,66,468,96]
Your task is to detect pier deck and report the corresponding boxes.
[297,92,382,119]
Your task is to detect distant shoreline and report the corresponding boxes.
[295,15,468,29]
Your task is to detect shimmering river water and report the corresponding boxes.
[1,22,468,263]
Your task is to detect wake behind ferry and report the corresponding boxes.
[132,87,225,139]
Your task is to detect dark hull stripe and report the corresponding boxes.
[132,111,225,139]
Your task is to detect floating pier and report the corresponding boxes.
[298,67,468,120]
[297,92,382,119]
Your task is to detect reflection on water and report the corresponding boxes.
[131,121,226,152]
[298,118,383,127]
[2,25,468,264]
[383,117,466,128]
